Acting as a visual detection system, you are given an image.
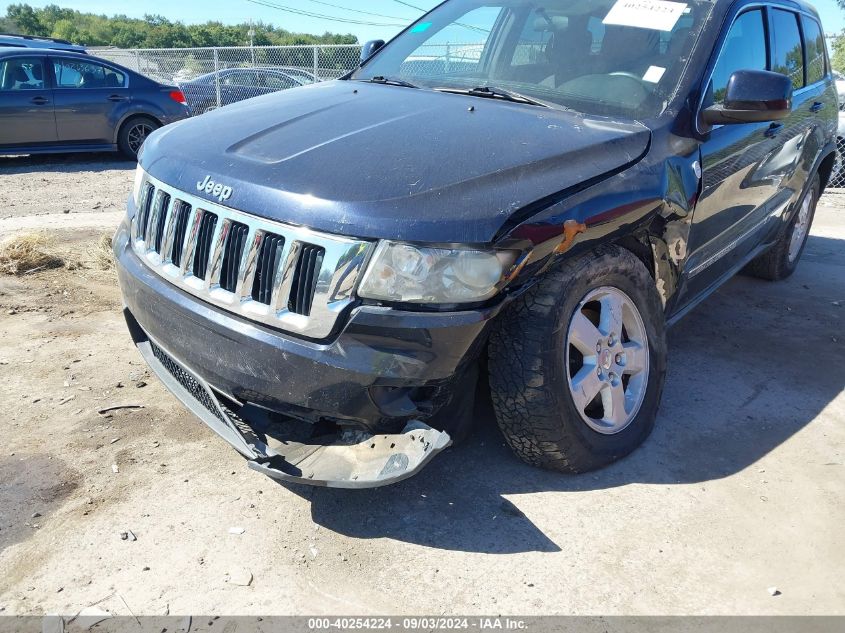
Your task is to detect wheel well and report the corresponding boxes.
[614,234,655,279]
[817,150,836,192]
[118,114,162,137]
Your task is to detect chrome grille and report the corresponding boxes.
[131,172,375,339]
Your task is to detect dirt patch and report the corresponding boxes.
[0,455,80,552]
[0,153,134,219]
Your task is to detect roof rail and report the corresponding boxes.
[0,33,76,45]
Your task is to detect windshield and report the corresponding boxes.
[353,0,712,118]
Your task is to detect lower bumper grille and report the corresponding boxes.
[130,171,375,339]
[149,339,224,422]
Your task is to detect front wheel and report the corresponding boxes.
[118,116,159,159]
[488,245,667,473]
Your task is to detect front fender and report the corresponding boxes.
[499,130,702,315]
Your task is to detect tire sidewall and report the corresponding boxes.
[541,252,667,462]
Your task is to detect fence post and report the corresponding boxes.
[313,46,319,82]
[213,48,221,109]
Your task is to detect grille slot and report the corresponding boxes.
[192,212,218,281]
[220,221,249,293]
[137,183,155,242]
[251,234,284,305]
[152,192,171,254]
[130,172,373,339]
[170,202,192,267]
[289,244,325,316]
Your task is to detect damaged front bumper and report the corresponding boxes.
[114,220,497,488]
[136,335,450,488]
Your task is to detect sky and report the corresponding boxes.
[2,0,844,42]
[0,0,444,42]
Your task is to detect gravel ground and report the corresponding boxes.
[0,157,843,617]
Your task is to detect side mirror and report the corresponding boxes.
[360,39,385,64]
[702,69,793,125]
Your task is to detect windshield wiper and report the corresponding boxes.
[361,76,420,89]
[434,85,550,108]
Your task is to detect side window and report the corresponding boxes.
[222,72,258,87]
[710,9,767,104]
[770,9,804,90]
[54,59,126,89]
[801,15,826,85]
[263,73,297,90]
[0,57,46,90]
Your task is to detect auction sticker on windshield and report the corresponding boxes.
[603,0,688,31]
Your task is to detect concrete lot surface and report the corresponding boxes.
[0,155,842,616]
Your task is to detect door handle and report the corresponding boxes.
[107,94,128,102]
[30,96,49,105]
[764,123,783,138]
[810,101,824,113]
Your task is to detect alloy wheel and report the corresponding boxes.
[787,189,813,264]
[565,286,650,435]
[127,123,154,155]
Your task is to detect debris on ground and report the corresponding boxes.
[0,233,64,275]
[225,569,253,587]
[94,233,114,270]
[768,586,781,596]
[98,404,144,415]
[111,464,119,474]
[71,606,111,630]
[228,526,246,535]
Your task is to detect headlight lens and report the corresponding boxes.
[358,241,517,304]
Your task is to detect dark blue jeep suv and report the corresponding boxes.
[115,0,836,487]
[0,48,189,158]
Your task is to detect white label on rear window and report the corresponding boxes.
[603,0,688,32]
[642,65,666,83]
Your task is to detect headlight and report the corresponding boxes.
[358,241,518,304]
[132,164,145,208]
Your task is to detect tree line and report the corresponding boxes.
[0,3,359,48]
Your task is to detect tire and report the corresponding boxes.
[118,116,159,159]
[488,245,667,473]
[743,174,819,281]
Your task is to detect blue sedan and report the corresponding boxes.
[0,48,190,159]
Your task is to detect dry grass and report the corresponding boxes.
[0,233,64,275]
[94,233,115,270]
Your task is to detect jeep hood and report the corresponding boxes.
[141,80,651,243]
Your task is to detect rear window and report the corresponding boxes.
[0,57,46,90]
[770,9,804,91]
[801,15,826,85]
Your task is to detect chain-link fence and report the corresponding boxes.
[91,45,362,115]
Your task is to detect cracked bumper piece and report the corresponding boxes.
[249,422,452,488]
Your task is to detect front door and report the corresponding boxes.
[680,5,812,304]
[0,55,57,147]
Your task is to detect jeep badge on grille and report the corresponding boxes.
[197,175,233,203]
